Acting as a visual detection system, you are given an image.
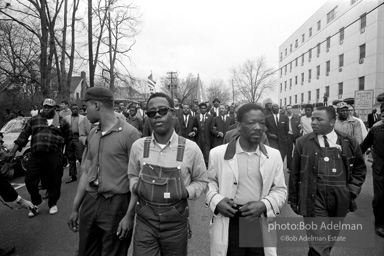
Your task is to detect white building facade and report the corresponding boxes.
[278,0,384,109]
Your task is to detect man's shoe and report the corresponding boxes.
[0,246,15,256]
[66,176,77,184]
[49,205,58,215]
[28,200,45,218]
[375,226,384,237]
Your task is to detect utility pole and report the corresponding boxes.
[88,0,94,87]
[232,79,235,104]
[167,71,177,100]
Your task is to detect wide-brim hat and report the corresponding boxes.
[212,98,220,104]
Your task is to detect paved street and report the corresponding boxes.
[1,159,384,256]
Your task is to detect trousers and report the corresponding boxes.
[79,193,131,256]
[26,151,63,207]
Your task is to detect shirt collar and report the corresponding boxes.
[96,118,123,135]
[320,129,337,140]
[151,129,178,149]
[235,138,260,156]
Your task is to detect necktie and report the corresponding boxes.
[323,135,330,147]
[184,116,188,127]
[275,115,279,126]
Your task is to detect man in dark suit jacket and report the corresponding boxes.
[286,105,301,171]
[211,105,235,148]
[196,103,213,166]
[368,109,379,128]
[178,104,199,142]
[209,98,220,117]
[265,104,289,161]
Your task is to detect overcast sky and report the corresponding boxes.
[128,0,328,101]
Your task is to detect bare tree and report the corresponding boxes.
[161,73,198,104]
[0,0,81,100]
[87,0,141,92]
[206,79,231,105]
[231,56,276,103]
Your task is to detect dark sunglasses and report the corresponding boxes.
[146,107,172,118]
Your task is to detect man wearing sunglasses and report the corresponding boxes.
[127,92,208,255]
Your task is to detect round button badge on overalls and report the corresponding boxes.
[324,157,329,162]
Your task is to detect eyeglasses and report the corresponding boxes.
[146,107,172,118]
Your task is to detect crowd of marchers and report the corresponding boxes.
[1,87,384,256]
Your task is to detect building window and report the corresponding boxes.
[317,43,321,57]
[285,65,287,75]
[301,54,304,66]
[285,48,287,56]
[326,37,331,52]
[295,95,298,104]
[316,89,320,102]
[290,44,293,52]
[280,69,282,77]
[339,27,344,44]
[290,62,292,72]
[359,44,366,62]
[309,27,312,37]
[290,79,292,90]
[325,86,330,97]
[302,34,305,43]
[295,76,298,85]
[309,49,312,62]
[308,69,312,83]
[289,96,292,105]
[360,13,366,31]
[301,93,304,103]
[285,81,287,91]
[339,54,344,68]
[76,92,80,99]
[280,83,282,92]
[317,20,321,31]
[338,82,343,96]
[327,7,337,24]
[317,65,320,79]
[280,52,283,62]
[295,58,298,67]
[359,76,365,90]
[295,39,298,48]
[284,98,287,106]
[301,73,304,85]
[280,99,282,106]
[326,61,330,76]
[351,0,359,5]
[308,91,312,101]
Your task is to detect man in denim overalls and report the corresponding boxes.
[127,93,208,256]
[289,106,366,256]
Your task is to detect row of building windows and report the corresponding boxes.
[280,8,366,62]
[280,53,365,91]
[280,43,366,78]
[279,77,365,107]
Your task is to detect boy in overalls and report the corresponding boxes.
[127,93,208,255]
[289,106,366,256]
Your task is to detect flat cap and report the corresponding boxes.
[43,98,56,106]
[337,102,348,109]
[84,87,114,102]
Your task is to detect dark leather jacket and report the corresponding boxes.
[288,130,366,217]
